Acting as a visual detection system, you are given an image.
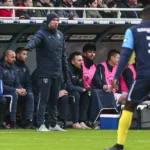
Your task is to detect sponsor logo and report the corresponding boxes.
[23,68,26,72]
[43,78,48,84]
[137,28,150,33]
[70,35,96,40]
[57,33,61,39]
[123,38,127,43]
[0,35,12,41]
[147,36,150,40]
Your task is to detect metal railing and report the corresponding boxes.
[0,6,143,20]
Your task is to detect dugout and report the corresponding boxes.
[1,18,150,128]
[0,18,141,72]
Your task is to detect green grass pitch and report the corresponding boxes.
[0,129,150,150]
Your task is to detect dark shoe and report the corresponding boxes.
[10,122,19,129]
[57,118,67,129]
[59,122,67,129]
[0,124,7,129]
[24,120,36,129]
[87,122,99,129]
[104,144,124,150]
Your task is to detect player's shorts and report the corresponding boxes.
[127,78,150,103]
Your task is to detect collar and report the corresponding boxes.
[83,56,94,69]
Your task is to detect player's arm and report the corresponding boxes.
[25,31,43,50]
[122,68,134,89]
[114,29,134,80]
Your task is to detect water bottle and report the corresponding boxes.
[0,79,3,95]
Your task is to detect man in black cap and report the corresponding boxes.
[24,13,68,131]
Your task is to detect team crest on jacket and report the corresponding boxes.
[23,68,26,72]
[43,78,48,84]
[57,33,61,39]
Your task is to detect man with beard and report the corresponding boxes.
[66,51,91,129]
[15,47,34,129]
[0,50,26,128]
[24,13,68,131]
[81,43,100,129]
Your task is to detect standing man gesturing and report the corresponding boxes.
[25,13,68,131]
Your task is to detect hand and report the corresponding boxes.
[103,85,112,92]
[82,88,86,92]
[59,90,68,98]
[16,89,23,96]
[16,88,26,96]
[112,79,119,91]
[20,88,27,96]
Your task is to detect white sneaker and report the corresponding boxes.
[37,124,49,132]
[72,122,83,129]
[80,122,91,129]
[49,124,66,131]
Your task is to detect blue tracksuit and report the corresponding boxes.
[26,23,68,128]
[15,60,34,120]
[0,60,21,121]
[115,22,150,103]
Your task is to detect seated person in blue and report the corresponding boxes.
[0,50,26,129]
[15,47,34,129]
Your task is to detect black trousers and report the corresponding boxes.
[18,91,34,121]
[0,96,7,125]
[36,77,61,128]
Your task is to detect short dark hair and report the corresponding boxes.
[69,51,82,61]
[15,47,25,54]
[87,0,95,6]
[3,0,11,3]
[23,0,28,2]
[107,49,120,60]
[83,43,96,53]
[141,6,150,21]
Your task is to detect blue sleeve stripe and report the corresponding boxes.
[122,29,134,50]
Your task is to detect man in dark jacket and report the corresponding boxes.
[73,0,87,17]
[34,0,55,17]
[0,50,26,128]
[16,0,36,18]
[56,0,79,19]
[66,51,91,129]
[25,13,68,131]
[116,0,140,18]
[15,47,34,129]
